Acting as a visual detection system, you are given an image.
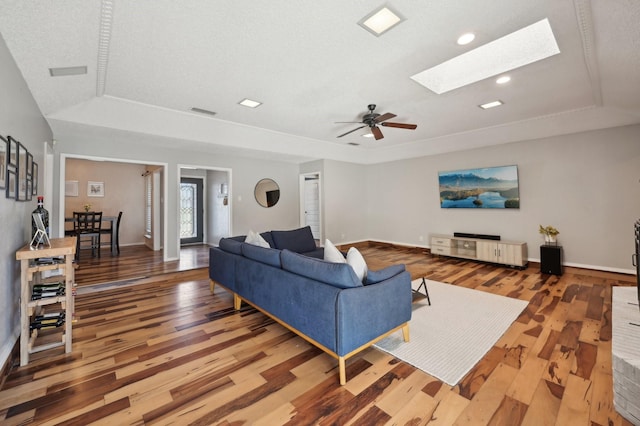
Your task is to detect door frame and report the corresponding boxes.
[299,172,322,241]
[59,154,169,260]
[176,164,232,256]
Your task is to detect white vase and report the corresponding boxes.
[544,235,557,243]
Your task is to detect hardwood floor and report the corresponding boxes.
[74,244,210,287]
[1,242,636,425]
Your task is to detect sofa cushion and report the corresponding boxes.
[245,230,270,248]
[365,264,406,285]
[346,247,367,282]
[271,226,316,253]
[324,239,346,263]
[281,249,362,289]
[219,237,245,254]
[241,242,282,268]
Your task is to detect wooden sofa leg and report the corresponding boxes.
[339,357,346,385]
[210,280,216,293]
[233,294,242,310]
[402,323,410,342]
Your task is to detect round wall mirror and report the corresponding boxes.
[254,178,280,208]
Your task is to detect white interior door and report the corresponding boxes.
[300,174,321,240]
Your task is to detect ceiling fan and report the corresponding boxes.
[336,104,417,140]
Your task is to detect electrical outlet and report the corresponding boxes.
[419,235,424,242]
[341,233,345,239]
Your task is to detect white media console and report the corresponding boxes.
[430,234,528,268]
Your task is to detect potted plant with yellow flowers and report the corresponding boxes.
[539,225,559,244]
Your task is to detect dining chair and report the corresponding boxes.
[73,211,103,260]
[100,211,123,255]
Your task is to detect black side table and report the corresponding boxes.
[540,244,563,275]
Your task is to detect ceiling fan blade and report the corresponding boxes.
[374,112,397,123]
[380,122,418,130]
[371,126,384,140]
[337,125,366,138]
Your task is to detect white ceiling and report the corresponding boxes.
[1,0,639,164]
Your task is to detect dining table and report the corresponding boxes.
[65,214,120,255]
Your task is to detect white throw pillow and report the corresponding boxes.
[347,247,368,282]
[245,230,270,248]
[324,239,346,263]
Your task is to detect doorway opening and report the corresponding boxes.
[178,166,231,252]
[299,172,322,243]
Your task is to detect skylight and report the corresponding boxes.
[411,18,560,94]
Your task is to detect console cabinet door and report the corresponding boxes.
[476,241,498,262]
[498,243,523,266]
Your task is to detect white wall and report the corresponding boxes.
[366,124,640,273]
[0,34,53,370]
[51,130,301,259]
[207,169,230,245]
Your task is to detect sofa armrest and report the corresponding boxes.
[365,264,406,285]
[335,270,412,355]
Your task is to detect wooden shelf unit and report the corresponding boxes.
[430,234,527,268]
[16,237,76,366]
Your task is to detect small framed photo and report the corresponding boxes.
[0,136,6,190]
[87,181,104,197]
[7,136,18,168]
[32,162,38,195]
[26,178,32,201]
[26,152,33,177]
[6,168,17,199]
[65,180,78,197]
[17,143,28,201]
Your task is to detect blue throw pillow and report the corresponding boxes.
[365,264,406,285]
[281,249,362,289]
[271,226,317,253]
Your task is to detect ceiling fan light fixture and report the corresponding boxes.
[239,98,262,108]
[479,100,504,109]
[362,133,375,138]
[358,5,405,37]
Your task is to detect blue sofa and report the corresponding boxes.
[209,226,412,385]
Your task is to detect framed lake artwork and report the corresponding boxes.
[438,165,519,209]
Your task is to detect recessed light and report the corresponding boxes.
[49,66,88,77]
[496,75,511,84]
[411,18,560,94]
[190,107,217,116]
[358,5,405,37]
[479,100,504,109]
[457,33,475,45]
[239,98,262,108]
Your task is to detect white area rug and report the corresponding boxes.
[374,279,528,386]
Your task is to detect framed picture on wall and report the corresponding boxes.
[6,168,17,199]
[87,181,105,197]
[7,136,18,168]
[65,180,78,197]
[0,136,6,190]
[17,142,27,201]
[26,178,32,201]
[32,162,38,195]
[26,152,33,177]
